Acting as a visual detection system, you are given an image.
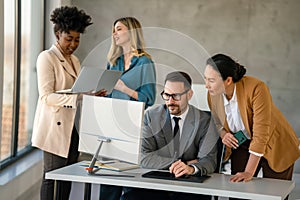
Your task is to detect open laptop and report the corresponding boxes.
[56,67,122,94]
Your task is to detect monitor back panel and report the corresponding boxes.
[78,96,144,164]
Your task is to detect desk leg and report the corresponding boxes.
[84,183,92,200]
[55,180,63,200]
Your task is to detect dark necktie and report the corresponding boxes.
[173,117,181,154]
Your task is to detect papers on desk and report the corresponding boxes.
[83,160,139,172]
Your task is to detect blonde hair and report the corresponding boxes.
[107,17,151,66]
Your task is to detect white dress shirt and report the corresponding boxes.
[170,105,200,174]
[170,106,189,139]
[222,85,263,157]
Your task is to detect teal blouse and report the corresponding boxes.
[107,55,156,109]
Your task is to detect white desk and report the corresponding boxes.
[46,161,295,200]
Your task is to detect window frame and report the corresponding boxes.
[0,0,44,170]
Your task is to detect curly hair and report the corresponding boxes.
[50,6,92,34]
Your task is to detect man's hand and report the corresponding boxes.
[169,160,194,177]
[186,159,198,165]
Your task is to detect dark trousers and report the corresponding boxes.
[99,185,123,200]
[40,127,79,200]
[229,140,294,200]
[121,188,211,200]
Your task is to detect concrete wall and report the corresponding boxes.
[69,0,300,137]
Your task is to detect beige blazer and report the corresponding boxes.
[208,76,300,172]
[31,45,80,158]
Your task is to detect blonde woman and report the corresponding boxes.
[100,17,156,200]
[106,17,156,109]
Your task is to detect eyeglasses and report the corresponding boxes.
[160,89,189,101]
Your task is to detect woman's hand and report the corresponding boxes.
[230,171,253,182]
[222,132,239,149]
[84,89,107,97]
[92,89,107,97]
[114,79,127,92]
[77,89,107,101]
[230,151,260,182]
[114,79,138,100]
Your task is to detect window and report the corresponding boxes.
[1,0,15,162]
[0,0,44,169]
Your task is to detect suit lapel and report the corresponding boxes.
[51,45,78,79]
[210,94,229,131]
[180,106,197,155]
[236,79,251,134]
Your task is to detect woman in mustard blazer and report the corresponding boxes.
[204,54,299,194]
[31,6,92,200]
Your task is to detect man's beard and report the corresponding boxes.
[168,104,181,115]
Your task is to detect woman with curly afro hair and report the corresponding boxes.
[31,6,92,200]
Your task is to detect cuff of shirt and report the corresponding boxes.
[190,164,200,175]
[249,150,263,157]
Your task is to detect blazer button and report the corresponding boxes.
[57,122,61,125]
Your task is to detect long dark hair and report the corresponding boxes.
[206,54,246,82]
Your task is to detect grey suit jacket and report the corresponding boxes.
[141,104,219,176]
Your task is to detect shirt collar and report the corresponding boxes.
[170,105,189,122]
[222,84,237,106]
[116,54,139,72]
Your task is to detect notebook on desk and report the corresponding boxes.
[142,170,210,183]
[56,67,122,94]
[83,160,139,172]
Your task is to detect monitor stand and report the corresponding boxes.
[86,136,111,174]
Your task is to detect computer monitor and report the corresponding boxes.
[78,95,145,165]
